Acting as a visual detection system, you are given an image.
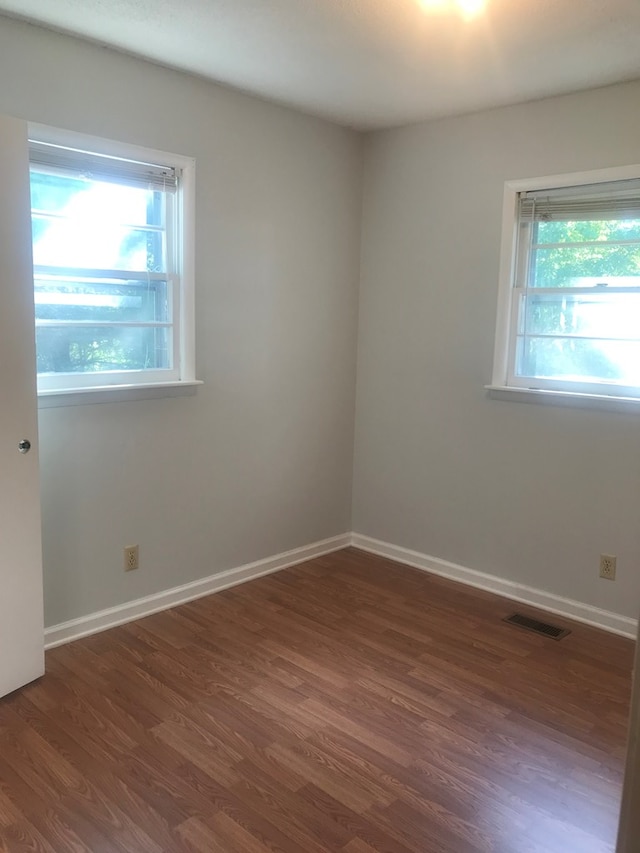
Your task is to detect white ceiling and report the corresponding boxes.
[1,0,639,129]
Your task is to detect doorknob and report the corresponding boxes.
[18,439,31,454]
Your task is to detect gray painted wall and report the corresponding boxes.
[1,12,639,629]
[0,16,362,627]
[353,81,640,619]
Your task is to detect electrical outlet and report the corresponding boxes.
[599,554,616,581]
[124,545,139,572]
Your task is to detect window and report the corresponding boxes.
[491,166,640,405]
[29,128,196,397]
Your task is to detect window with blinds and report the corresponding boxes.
[500,172,640,400]
[29,136,190,394]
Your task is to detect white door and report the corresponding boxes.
[616,622,640,852]
[0,114,45,697]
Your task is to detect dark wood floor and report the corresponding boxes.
[0,548,634,852]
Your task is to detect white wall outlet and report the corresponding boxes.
[599,554,616,581]
[124,545,139,572]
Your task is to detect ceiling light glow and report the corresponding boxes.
[419,0,486,16]
[455,0,485,16]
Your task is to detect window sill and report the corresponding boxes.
[37,380,203,409]
[485,385,640,414]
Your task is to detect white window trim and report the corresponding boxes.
[28,123,199,403]
[489,163,640,413]
[37,380,203,409]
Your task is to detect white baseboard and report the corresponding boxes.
[44,533,351,649]
[45,530,637,649]
[351,533,638,639]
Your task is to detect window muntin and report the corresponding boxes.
[499,172,640,400]
[29,137,187,393]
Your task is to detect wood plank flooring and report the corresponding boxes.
[0,547,634,852]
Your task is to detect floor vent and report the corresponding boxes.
[503,612,571,640]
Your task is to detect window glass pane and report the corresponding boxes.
[531,243,640,288]
[520,292,640,339]
[30,171,85,217]
[34,278,169,324]
[28,137,185,391]
[535,219,640,245]
[30,170,165,272]
[503,177,640,399]
[516,336,640,386]
[35,325,171,374]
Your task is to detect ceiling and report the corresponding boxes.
[1,0,639,129]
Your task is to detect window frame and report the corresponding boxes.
[28,123,198,404]
[490,164,640,410]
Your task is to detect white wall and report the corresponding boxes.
[0,16,362,627]
[354,80,640,619]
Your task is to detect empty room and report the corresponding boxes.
[1,1,640,850]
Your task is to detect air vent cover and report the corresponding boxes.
[503,612,570,640]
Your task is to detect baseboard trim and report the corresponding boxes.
[45,530,636,649]
[351,533,637,639]
[44,533,351,649]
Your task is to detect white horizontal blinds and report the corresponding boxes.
[520,178,640,222]
[28,141,179,193]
